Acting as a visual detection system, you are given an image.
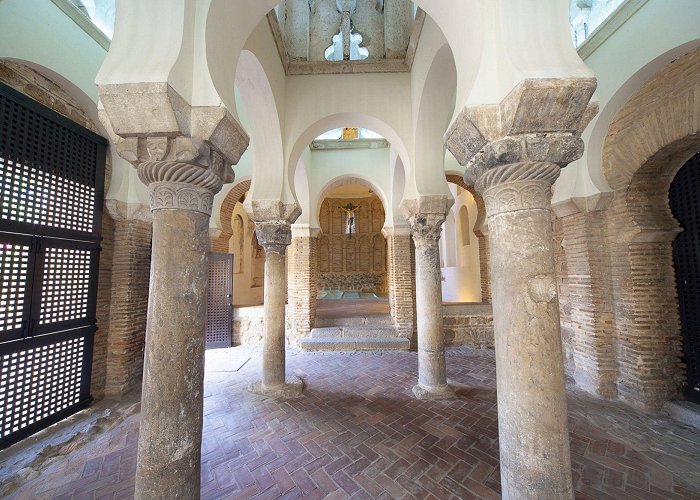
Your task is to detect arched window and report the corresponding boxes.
[459,205,470,246]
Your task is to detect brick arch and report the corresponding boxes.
[603,46,700,193]
[212,178,251,253]
[599,47,700,411]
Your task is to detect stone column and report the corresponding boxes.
[401,197,455,400]
[134,161,222,500]
[445,76,596,500]
[248,220,303,398]
[468,157,580,499]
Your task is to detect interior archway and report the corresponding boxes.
[599,46,700,411]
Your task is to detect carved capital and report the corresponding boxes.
[445,78,596,166]
[244,199,302,227]
[98,82,248,186]
[138,162,223,215]
[463,133,582,186]
[255,221,293,255]
[400,195,453,249]
[473,162,560,218]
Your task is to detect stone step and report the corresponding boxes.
[314,315,394,327]
[300,337,410,352]
[310,326,397,339]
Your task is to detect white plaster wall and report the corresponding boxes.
[301,147,393,229]
[554,0,700,204]
[440,184,481,302]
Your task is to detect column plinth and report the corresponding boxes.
[401,198,456,400]
[134,161,222,500]
[248,221,303,398]
[475,161,574,499]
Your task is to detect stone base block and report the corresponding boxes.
[248,376,304,399]
[412,383,458,400]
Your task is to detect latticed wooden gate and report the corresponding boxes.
[0,83,106,448]
[670,152,700,404]
[205,253,233,349]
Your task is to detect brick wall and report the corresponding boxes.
[556,207,617,396]
[103,202,152,397]
[288,235,319,345]
[386,232,416,341]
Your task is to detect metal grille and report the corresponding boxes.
[670,151,700,404]
[0,159,96,233]
[40,247,91,325]
[0,241,30,335]
[205,253,233,349]
[0,82,105,449]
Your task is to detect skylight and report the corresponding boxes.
[68,0,115,39]
[314,128,384,141]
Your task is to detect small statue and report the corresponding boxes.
[339,203,361,238]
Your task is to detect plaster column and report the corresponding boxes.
[135,162,222,500]
[248,221,303,398]
[475,161,573,499]
[401,197,455,400]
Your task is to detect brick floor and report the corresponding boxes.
[3,347,700,499]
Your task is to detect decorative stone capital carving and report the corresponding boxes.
[471,162,561,218]
[445,78,596,166]
[463,134,583,187]
[137,162,223,215]
[255,221,293,255]
[98,82,249,187]
[400,195,453,249]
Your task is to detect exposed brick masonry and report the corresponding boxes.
[288,236,320,345]
[104,212,152,397]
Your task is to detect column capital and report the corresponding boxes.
[138,161,223,216]
[444,77,596,166]
[400,195,453,247]
[471,162,561,218]
[244,199,302,254]
[255,221,293,255]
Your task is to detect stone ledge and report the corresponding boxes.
[300,337,410,352]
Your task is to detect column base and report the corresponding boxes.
[412,383,457,400]
[248,376,304,399]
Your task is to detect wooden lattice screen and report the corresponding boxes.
[205,253,233,349]
[0,82,106,448]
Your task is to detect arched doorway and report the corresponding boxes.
[317,179,388,300]
[670,152,700,403]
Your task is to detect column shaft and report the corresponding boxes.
[248,220,303,398]
[262,248,287,387]
[401,200,456,401]
[413,237,447,390]
[135,208,209,500]
[484,175,573,499]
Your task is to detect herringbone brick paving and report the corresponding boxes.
[3,347,699,499]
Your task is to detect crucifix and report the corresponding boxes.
[339,202,361,238]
